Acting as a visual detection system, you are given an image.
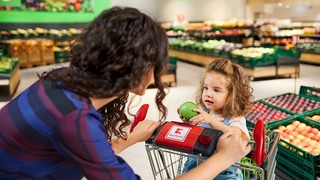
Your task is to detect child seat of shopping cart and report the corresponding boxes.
[144,119,279,180]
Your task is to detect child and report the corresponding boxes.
[180,58,253,180]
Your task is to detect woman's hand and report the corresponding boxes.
[215,131,252,163]
[175,131,252,180]
[130,119,161,143]
[111,120,161,154]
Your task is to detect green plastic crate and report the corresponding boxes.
[261,92,320,115]
[276,155,319,180]
[299,85,320,100]
[229,52,240,62]
[220,51,230,59]
[246,100,295,129]
[169,56,178,65]
[54,51,68,63]
[274,46,301,59]
[302,108,320,126]
[269,116,320,180]
[0,57,19,74]
[238,53,277,68]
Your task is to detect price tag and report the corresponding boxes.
[0,79,9,85]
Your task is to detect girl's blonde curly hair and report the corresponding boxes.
[195,58,254,118]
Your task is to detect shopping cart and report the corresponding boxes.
[145,121,280,180]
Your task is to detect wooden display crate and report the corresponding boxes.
[0,63,20,101]
[169,49,214,66]
[162,74,176,87]
[40,39,55,65]
[25,39,42,67]
[300,52,320,65]
[1,40,28,67]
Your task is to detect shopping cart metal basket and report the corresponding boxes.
[145,121,280,180]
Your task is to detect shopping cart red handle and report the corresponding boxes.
[130,104,149,133]
[252,119,266,166]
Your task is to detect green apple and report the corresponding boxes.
[179,101,199,120]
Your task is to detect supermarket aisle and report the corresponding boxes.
[0,61,319,179]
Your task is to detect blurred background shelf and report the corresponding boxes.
[0,63,20,101]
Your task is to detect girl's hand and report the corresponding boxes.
[130,119,161,143]
[188,108,213,126]
[176,108,190,124]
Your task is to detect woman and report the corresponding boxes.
[0,6,251,180]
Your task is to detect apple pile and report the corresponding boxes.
[246,102,291,124]
[275,120,320,156]
[308,115,320,123]
[263,94,320,113]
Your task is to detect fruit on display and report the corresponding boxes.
[179,101,199,120]
[296,42,320,54]
[263,94,320,113]
[231,47,275,59]
[246,102,291,124]
[305,88,320,99]
[0,57,19,73]
[307,115,320,123]
[275,120,320,155]
[169,39,242,54]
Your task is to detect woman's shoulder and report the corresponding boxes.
[38,79,94,112]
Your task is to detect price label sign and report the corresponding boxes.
[0,0,22,7]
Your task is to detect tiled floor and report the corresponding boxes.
[1,61,319,179]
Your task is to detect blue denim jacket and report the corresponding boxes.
[182,114,243,180]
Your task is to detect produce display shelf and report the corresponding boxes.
[299,52,320,65]
[268,116,320,180]
[0,60,19,74]
[169,49,215,66]
[261,92,320,115]
[238,54,277,69]
[242,65,299,80]
[299,85,320,103]
[169,49,300,80]
[302,108,320,126]
[246,100,296,129]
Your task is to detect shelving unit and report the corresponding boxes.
[299,52,320,65]
[0,63,20,101]
[296,35,320,65]
[169,49,299,80]
[169,49,215,66]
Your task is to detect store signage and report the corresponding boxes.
[0,0,94,12]
[0,0,21,7]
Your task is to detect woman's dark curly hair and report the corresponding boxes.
[195,58,253,118]
[41,6,169,141]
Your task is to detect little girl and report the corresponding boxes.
[180,58,253,180]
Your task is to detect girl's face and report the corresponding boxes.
[201,71,229,113]
[130,68,154,96]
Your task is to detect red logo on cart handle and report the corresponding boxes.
[165,125,191,142]
[175,128,183,134]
